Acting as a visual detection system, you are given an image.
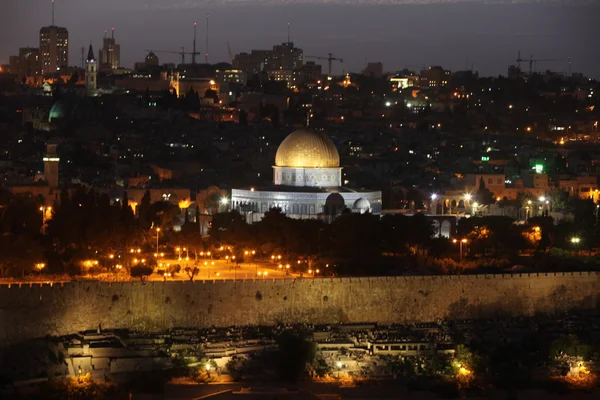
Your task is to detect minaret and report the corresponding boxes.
[43,144,60,189]
[85,43,97,95]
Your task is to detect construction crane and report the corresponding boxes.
[306,53,343,77]
[516,52,563,74]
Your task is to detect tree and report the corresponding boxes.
[185,266,200,281]
[276,331,316,383]
[130,265,153,281]
[475,177,495,206]
[238,110,248,126]
[138,190,152,230]
[204,89,219,103]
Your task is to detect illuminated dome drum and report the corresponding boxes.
[273,129,341,187]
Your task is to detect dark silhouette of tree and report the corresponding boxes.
[475,177,495,206]
[204,89,218,103]
[138,191,152,230]
[184,266,200,281]
[130,265,153,281]
[238,110,248,126]
[276,331,316,383]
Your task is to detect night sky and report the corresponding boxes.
[2,0,598,78]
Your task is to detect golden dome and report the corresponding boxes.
[275,129,340,168]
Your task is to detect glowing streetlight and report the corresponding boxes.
[539,196,546,202]
[39,206,52,233]
[452,238,468,262]
[155,227,160,256]
[464,193,472,201]
[220,197,229,211]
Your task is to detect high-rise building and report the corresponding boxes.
[233,50,271,76]
[85,44,97,95]
[40,26,69,75]
[99,28,120,72]
[233,42,303,76]
[40,1,68,75]
[267,42,303,70]
[9,48,41,79]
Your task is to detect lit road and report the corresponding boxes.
[147,258,302,281]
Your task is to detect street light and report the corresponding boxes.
[220,197,229,211]
[452,238,468,263]
[155,227,161,256]
[464,193,472,201]
[571,236,581,256]
[39,206,51,233]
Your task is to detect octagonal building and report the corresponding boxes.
[231,129,382,223]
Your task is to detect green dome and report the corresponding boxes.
[49,100,74,122]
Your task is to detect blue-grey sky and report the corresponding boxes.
[2,0,598,78]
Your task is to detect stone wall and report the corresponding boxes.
[0,272,599,346]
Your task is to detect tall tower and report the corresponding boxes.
[99,27,120,72]
[39,0,69,74]
[43,144,60,189]
[85,43,97,95]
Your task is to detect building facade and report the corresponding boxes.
[420,66,450,89]
[99,28,120,72]
[40,25,69,75]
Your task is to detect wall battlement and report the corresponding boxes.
[2,271,599,290]
[0,273,599,346]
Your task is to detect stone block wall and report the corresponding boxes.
[0,272,598,346]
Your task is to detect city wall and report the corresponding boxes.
[0,272,599,346]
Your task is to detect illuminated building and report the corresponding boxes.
[232,129,382,223]
[40,26,69,75]
[9,48,41,80]
[233,42,303,76]
[265,68,295,87]
[420,66,451,89]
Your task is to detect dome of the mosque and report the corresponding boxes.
[275,129,340,168]
[49,100,74,122]
[353,198,371,214]
[48,97,97,126]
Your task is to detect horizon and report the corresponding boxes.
[1,1,598,78]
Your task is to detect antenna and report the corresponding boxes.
[192,22,197,65]
[288,21,291,43]
[568,56,572,76]
[81,46,84,69]
[104,30,107,39]
[205,13,209,64]
[52,0,55,26]
[112,26,115,40]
